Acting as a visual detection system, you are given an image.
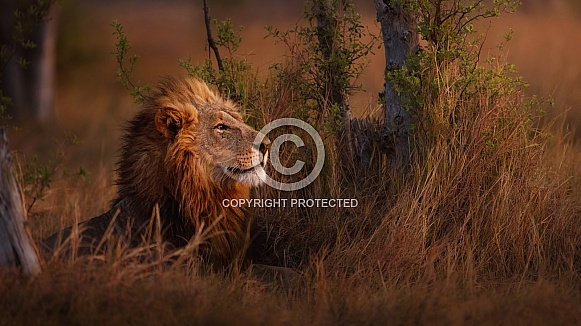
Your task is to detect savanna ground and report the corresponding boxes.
[1,0,581,324]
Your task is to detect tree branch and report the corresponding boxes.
[203,0,223,72]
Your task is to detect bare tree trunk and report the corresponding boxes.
[0,128,41,275]
[373,0,419,167]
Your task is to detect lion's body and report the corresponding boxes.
[45,77,269,267]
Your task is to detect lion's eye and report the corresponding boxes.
[215,123,229,131]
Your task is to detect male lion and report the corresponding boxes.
[45,77,270,267]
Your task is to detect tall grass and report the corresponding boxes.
[249,38,581,284]
[1,2,580,325]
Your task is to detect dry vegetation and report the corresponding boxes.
[1,0,580,325]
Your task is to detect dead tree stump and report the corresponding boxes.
[0,128,41,275]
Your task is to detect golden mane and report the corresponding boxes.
[117,77,255,265]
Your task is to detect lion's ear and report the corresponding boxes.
[155,107,185,139]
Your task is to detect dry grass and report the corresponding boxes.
[2,1,581,325]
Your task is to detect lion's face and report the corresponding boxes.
[154,102,269,187]
[198,107,269,186]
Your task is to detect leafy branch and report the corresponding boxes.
[179,17,250,105]
[110,20,150,103]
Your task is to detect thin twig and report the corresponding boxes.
[203,0,224,72]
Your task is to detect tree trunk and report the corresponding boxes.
[373,0,419,167]
[313,0,356,165]
[313,0,351,120]
[0,128,41,275]
[0,1,58,126]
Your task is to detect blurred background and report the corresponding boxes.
[3,0,580,197]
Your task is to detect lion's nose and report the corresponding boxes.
[259,136,270,156]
